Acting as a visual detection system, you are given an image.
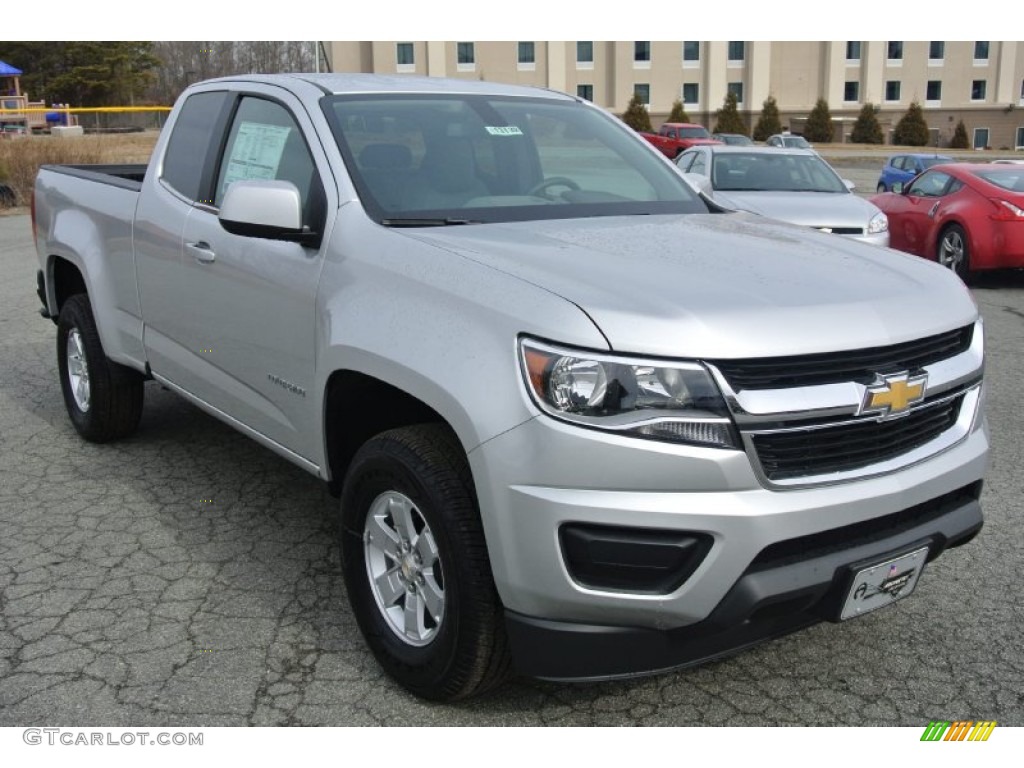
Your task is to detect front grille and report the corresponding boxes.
[751,396,962,481]
[713,324,973,391]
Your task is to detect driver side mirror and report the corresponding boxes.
[219,180,318,245]
[891,181,904,194]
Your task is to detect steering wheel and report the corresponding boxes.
[528,176,582,199]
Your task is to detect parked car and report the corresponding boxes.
[33,74,986,700]
[870,162,1024,279]
[676,145,889,245]
[991,158,1024,165]
[642,122,722,158]
[877,153,953,192]
[765,133,812,149]
[712,133,754,146]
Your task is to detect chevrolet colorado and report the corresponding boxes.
[33,74,988,701]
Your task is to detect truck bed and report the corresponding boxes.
[39,163,147,192]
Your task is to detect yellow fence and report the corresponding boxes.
[0,106,173,132]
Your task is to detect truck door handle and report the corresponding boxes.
[187,241,216,264]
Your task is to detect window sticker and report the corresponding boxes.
[222,121,292,186]
[485,126,524,136]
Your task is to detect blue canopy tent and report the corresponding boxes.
[0,60,23,96]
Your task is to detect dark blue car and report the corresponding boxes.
[876,153,953,192]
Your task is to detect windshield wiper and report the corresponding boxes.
[381,217,482,227]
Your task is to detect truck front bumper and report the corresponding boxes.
[469,408,988,680]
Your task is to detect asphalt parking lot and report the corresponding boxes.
[1,209,1022,727]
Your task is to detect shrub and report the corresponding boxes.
[713,91,746,135]
[803,98,834,143]
[0,133,157,207]
[950,119,969,149]
[892,102,930,146]
[667,99,690,124]
[752,96,782,142]
[621,93,653,133]
[850,103,884,144]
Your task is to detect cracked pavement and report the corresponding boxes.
[1,212,1022,726]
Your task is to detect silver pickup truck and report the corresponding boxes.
[33,74,988,701]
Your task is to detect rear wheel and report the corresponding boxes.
[937,224,971,282]
[57,294,144,442]
[339,424,511,700]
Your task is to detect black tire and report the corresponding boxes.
[56,293,144,442]
[339,424,511,701]
[936,223,972,283]
[877,183,887,193]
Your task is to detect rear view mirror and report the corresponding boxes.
[891,182,904,194]
[219,180,316,244]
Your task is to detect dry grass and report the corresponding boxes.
[0,132,159,210]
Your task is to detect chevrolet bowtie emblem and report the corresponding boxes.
[860,372,928,417]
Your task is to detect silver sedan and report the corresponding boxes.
[675,146,890,246]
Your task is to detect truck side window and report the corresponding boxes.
[162,91,232,201]
[214,97,325,232]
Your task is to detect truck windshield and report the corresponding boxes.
[322,94,707,225]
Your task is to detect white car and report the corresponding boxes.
[676,145,889,246]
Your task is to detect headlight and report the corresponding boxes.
[519,338,739,449]
[868,211,888,234]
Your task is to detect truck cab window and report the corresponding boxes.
[214,97,324,231]
[161,91,232,201]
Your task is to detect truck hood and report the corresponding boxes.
[405,213,977,359]
[711,191,882,232]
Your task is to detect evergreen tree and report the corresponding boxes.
[667,99,690,123]
[850,103,884,144]
[803,98,834,143]
[752,96,782,141]
[950,119,970,149]
[892,102,930,146]
[621,93,653,132]
[713,91,746,135]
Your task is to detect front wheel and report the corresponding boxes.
[937,224,971,282]
[57,293,144,442]
[339,424,511,700]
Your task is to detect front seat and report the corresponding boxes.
[407,137,490,209]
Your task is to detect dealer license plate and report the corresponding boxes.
[840,546,929,621]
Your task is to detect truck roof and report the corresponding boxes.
[201,73,576,101]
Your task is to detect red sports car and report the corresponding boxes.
[870,163,1024,279]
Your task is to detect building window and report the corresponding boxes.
[457,42,475,67]
[728,41,745,62]
[844,81,859,102]
[929,41,944,61]
[1016,126,1024,150]
[634,41,651,63]
[926,80,942,102]
[846,41,861,61]
[396,43,414,71]
[518,42,535,65]
[728,82,744,104]
[887,41,903,61]
[683,82,699,106]
[577,41,593,65]
[576,84,593,102]
[885,80,901,101]
[972,80,987,101]
[634,83,650,105]
[974,41,990,61]
[973,127,989,150]
[683,41,700,64]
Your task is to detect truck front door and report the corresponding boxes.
[176,91,332,463]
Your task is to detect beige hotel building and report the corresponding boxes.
[323,41,1024,150]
